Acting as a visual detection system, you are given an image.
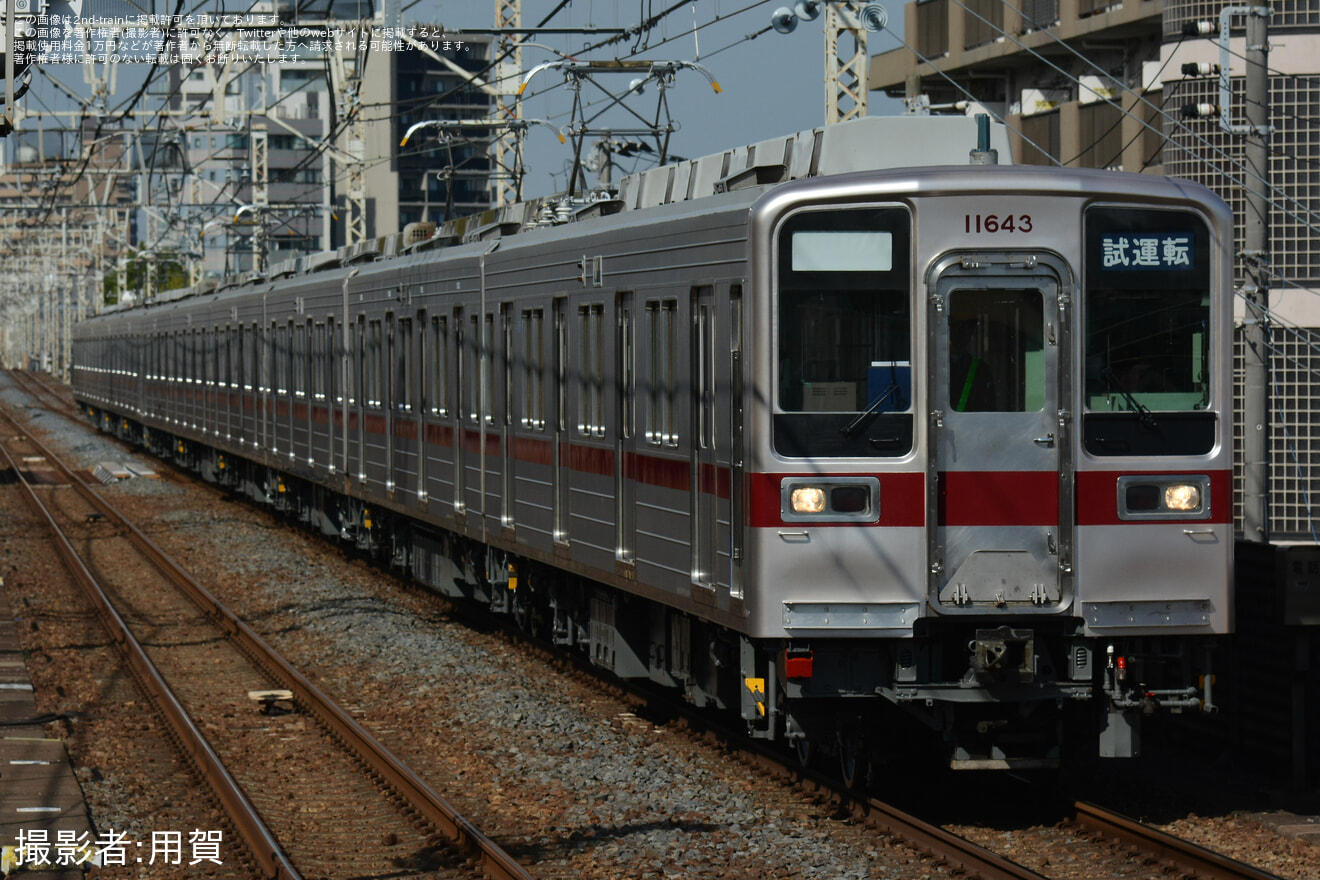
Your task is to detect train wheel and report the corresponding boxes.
[794,737,812,768]
[512,592,532,633]
[838,732,866,790]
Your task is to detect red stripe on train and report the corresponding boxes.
[939,470,1059,526]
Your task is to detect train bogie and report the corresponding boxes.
[72,116,1232,771]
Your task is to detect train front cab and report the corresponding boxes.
[747,170,1233,771]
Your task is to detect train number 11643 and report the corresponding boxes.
[964,213,1033,234]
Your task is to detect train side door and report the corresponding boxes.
[552,296,569,544]
[303,318,314,467]
[415,310,427,502]
[452,307,465,513]
[927,254,1073,613]
[354,316,366,483]
[384,312,396,493]
[691,285,717,591]
[499,304,513,529]
[615,291,635,566]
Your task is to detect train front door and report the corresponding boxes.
[927,254,1073,613]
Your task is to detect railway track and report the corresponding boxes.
[0,391,532,880]
[8,368,79,419]
[1068,801,1288,880]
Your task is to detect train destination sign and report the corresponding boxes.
[791,231,893,272]
[1099,233,1193,270]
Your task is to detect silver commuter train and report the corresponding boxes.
[72,116,1233,774]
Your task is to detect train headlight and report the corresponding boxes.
[790,487,827,514]
[781,477,880,523]
[1117,475,1211,520]
[1164,483,1201,511]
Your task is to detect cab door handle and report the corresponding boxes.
[1033,433,1055,447]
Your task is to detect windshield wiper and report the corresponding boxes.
[1101,367,1157,429]
[841,382,902,438]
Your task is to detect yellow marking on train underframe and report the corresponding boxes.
[744,677,766,717]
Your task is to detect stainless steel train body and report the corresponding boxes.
[72,118,1233,772]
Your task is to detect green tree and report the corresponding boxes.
[102,248,188,304]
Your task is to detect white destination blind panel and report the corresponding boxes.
[1099,233,1193,270]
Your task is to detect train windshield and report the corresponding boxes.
[776,208,911,413]
[1083,207,1214,456]
[773,207,912,457]
[1084,208,1211,413]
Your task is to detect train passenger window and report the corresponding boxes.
[313,323,326,401]
[429,316,449,416]
[454,310,465,422]
[236,326,246,391]
[554,303,566,434]
[579,303,605,437]
[463,314,494,424]
[415,312,427,413]
[468,314,495,424]
[206,329,215,387]
[645,299,678,446]
[259,325,271,394]
[502,306,513,428]
[251,324,262,393]
[693,289,714,450]
[349,318,362,407]
[224,327,234,389]
[367,319,383,407]
[326,318,337,405]
[618,297,633,441]
[464,315,476,422]
[397,317,413,412]
[521,309,544,430]
[272,325,284,394]
[485,315,496,424]
[294,323,306,397]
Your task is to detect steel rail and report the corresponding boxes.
[0,411,301,880]
[554,658,1049,880]
[9,369,74,414]
[848,793,1048,880]
[1,395,535,880]
[1074,801,1287,880]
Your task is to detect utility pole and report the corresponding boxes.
[251,122,269,273]
[772,2,887,124]
[492,0,522,206]
[330,26,368,245]
[824,3,869,123]
[1241,6,1271,541]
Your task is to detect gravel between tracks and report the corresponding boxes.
[5,377,1320,880]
